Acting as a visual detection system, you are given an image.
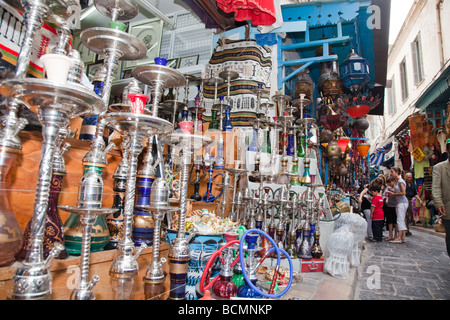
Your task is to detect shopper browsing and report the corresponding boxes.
[370,185,384,242]
[386,167,408,244]
[383,176,398,241]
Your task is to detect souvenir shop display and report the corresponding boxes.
[0,0,388,301]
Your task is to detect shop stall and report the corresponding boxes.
[0,0,390,300]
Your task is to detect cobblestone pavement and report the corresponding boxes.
[355,226,450,300]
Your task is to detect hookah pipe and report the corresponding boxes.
[202,156,224,203]
[189,161,206,201]
[199,229,293,299]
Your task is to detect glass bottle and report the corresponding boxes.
[165,87,174,101]
[248,126,258,152]
[211,269,237,300]
[104,170,126,250]
[286,129,295,156]
[80,66,106,141]
[298,218,312,259]
[16,141,70,261]
[311,229,323,259]
[290,157,301,186]
[231,262,245,288]
[63,165,110,255]
[261,128,271,153]
[132,173,155,247]
[301,158,312,186]
[0,148,23,267]
[16,174,69,260]
[209,109,219,131]
[297,133,306,158]
[223,109,233,131]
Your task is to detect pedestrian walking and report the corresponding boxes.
[405,172,423,235]
[431,139,450,257]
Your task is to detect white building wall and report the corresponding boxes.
[368,0,450,152]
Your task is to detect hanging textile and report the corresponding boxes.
[217,0,277,26]
[0,4,62,78]
[398,136,412,171]
[203,38,272,126]
[408,114,436,150]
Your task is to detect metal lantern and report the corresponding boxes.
[319,102,347,132]
[295,69,314,101]
[327,139,342,160]
[340,49,370,94]
[318,59,343,101]
[353,117,370,135]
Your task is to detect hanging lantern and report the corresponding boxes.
[340,48,371,94]
[327,139,342,160]
[337,138,350,153]
[338,95,381,118]
[319,102,347,132]
[318,59,343,101]
[320,129,333,143]
[353,117,370,135]
[356,142,370,157]
[295,69,314,101]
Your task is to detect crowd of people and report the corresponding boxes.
[356,139,450,257]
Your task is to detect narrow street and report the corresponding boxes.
[355,227,450,300]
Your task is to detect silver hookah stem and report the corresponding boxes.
[101,49,122,107]
[71,214,99,300]
[122,135,144,248]
[144,209,167,282]
[177,151,190,239]
[15,2,49,78]
[110,134,148,278]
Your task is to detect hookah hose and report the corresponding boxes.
[199,239,241,293]
[239,229,293,299]
[202,172,224,202]
[199,229,293,299]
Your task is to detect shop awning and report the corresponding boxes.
[415,62,450,112]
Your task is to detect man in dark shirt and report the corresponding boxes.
[405,172,423,235]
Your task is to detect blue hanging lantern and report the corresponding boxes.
[340,49,371,94]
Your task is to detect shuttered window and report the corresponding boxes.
[400,58,408,101]
[387,76,397,115]
[411,32,424,86]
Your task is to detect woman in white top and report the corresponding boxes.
[385,167,408,243]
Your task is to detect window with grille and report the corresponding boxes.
[159,11,214,67]
[399,58,408,101]
[411,32,424,86]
